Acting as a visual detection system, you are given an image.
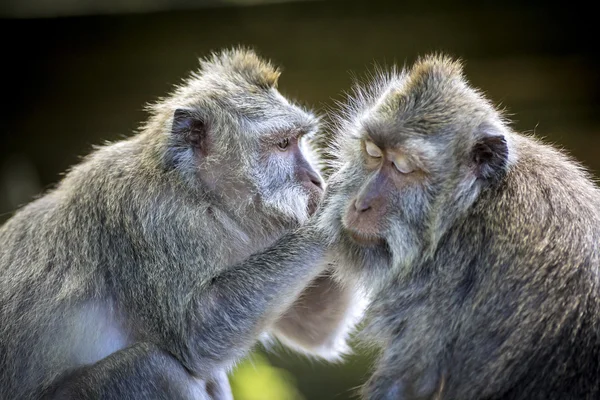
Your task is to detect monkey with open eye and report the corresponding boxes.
[0,48,364,399]
[316,55,600,399]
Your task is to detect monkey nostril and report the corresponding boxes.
[306,171,323,189]
[354,199,371,213]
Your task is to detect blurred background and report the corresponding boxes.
[1,0,598,398]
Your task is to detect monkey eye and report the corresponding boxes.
[277,138,290,151]
[365,140,383,158]
[393,154,414,174]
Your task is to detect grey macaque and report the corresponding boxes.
[316,54,600,399]
[0,48,363,400]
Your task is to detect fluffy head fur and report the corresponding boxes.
[142,47,320,228]
[318,54,517,285]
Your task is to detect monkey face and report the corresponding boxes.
[191,108,322,227]
[320,55,513,270]
[249,95,324,225]
[222,93,323,226]
[164,49,323,229]
[251,126,324,225]
[341,140,421,246]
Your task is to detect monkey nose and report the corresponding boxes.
[354,199,371,213]
[307,170,323,190]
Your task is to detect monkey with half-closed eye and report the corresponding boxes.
[0,48,365,400]
[315,54,600,399]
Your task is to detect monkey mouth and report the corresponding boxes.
[345,229,385,247]
[303,184,324,217]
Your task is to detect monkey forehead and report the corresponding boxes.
[240,96,320,140]
[357,69,493,142]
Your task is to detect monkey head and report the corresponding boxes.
[319,54,515,280]
[144,48,323,229]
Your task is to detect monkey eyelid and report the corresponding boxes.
[364,140,383,158]
[392,154,415,174]
[276,137,291,151]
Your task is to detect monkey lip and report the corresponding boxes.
[345,229,385,247]
[303,183,324,216]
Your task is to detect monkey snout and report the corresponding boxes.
[308,169,323,188]
[343,202,385,247]
[306,186,325,216]
[300,169,324,191]
[345,205,379,229]
[354,199,372,213]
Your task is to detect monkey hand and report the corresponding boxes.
[305,179,346,246]
[297,213,330,245]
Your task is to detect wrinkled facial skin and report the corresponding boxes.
[242,95,324,225]
[198,124,323,226]
[255,133,324,223]
[339,136,431,251]
[222,91,324,226]
[315,162,395,284]
[315,130,437,282]
[344,139,418,246]
[174,83,324,227]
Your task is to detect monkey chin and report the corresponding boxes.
[345,229,386,247]
[307,199,320,217]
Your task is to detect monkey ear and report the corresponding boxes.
[472,125,509,181]
[172,108,207,152]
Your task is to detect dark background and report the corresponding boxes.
[1,1,598,398]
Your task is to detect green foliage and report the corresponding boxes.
[230,353,305,400]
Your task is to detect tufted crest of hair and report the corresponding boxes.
[324,53,508,173]
[194,47,281,90]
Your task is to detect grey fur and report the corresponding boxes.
[0,48,358,399]
[318,54,600,399]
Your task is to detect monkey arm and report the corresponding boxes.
[264,176,368,360]
[182,227,329,376]
[271,266,367,360]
